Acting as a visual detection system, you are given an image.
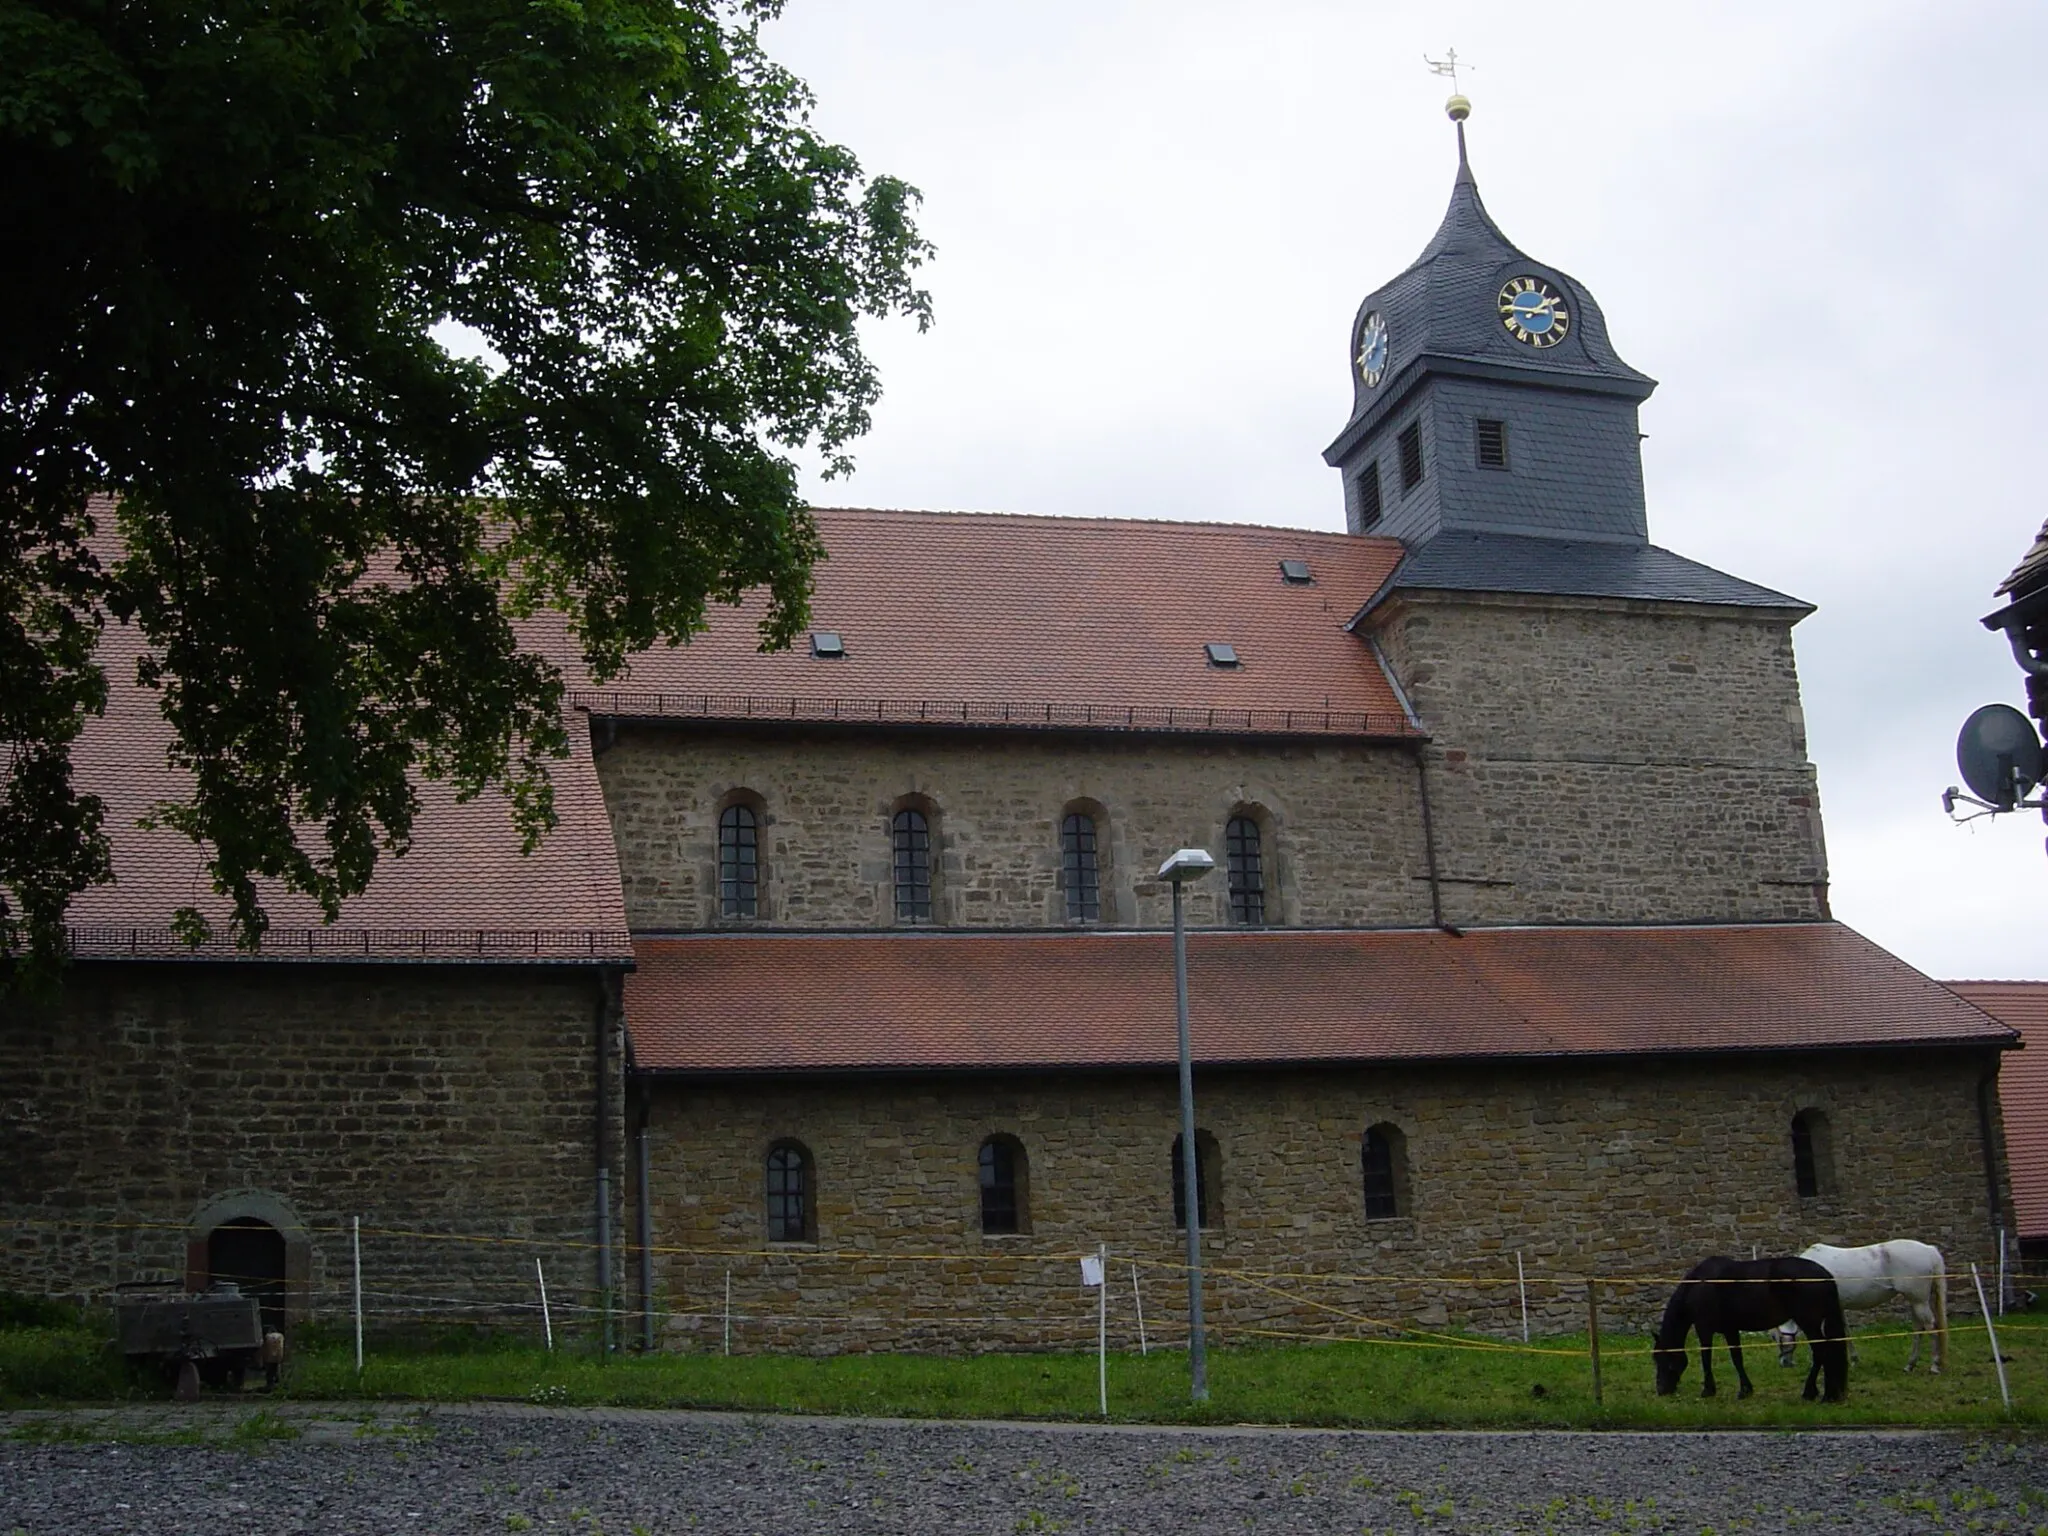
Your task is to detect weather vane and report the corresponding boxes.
[1423,47,1472,94]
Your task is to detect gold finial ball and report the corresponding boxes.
[1446,93,1471,123]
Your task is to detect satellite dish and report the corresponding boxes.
[1956,703,2044,810]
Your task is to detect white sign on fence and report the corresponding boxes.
[1079,1254,1104,1288]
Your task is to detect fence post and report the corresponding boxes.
[1098,1244,1109,1419]
[1132,1264,1148,1356]
[1516,1252,1529,1344]
[536,1258,554,1352]
[1586,1279,1603,1405]
[1971,1263,2012,1413]
[723,1270,732,1357]
[351,1216,363,1377]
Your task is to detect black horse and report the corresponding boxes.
[1653,1255,1848,1403]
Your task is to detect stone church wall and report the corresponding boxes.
[595,726,1434,932]
[638,1049,2008,1354]
[0,963,623,1331]
[1372,592,1829,925]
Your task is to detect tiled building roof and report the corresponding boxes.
[568,508,1420,740]
[65,620,631,962]
[626,923,2014,1074]
[1948,981,2048,1238]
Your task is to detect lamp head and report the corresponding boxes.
[1157,848,1216,883]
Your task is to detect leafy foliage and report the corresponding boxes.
[0,0,929,982]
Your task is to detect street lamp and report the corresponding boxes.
[1158,846,1215,1401]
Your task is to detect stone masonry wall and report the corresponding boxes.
[0,963,624,1334]
[595,728,1435,932]
[1371,592,1829,925]
[638,1050,2009,1354]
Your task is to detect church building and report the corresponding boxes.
[1,107,2020,1351]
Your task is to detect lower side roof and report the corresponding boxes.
[624,922,2011,1075]
[1948,982,2048,1239]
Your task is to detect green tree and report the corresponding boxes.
[0,0,930,982]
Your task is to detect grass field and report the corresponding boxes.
[6,1309,2047,1429]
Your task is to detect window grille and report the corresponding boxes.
[719,803,759,918]
[1476,418,1509,469]
[979,1137,1022,1234]
[766,1143,810,1242]
[1061,813,1100,923]
[1398,422,1424,491]
[1363,1125,1401,1219]
[893,808,933,923]
[1171,1132,1214,1230]
[1225,816,1265,926]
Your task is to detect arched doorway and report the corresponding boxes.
[207,1217,287,1334]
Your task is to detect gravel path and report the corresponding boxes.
[3,1402,2045,1535]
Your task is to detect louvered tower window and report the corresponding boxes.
[893,808,933,924]
[1398,422,1425,491]
[719,803,759,917]
[1355,461,1383,528]
[1061,813,1100,923]
[1476,418,1509,469]
[1225,815,1265,926]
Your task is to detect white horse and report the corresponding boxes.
[1773,1239,1948,1374]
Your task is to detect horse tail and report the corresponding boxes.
[1932,1250,1949,1372]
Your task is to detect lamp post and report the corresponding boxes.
[1158,846,1215,1402]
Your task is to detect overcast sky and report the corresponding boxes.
[759,0,2048,981]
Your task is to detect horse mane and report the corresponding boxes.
[1655,1256,1724,1348]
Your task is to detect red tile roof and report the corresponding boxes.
[1949,982,2048,1238]
[65,620,631,962]
[626,923,2013,1074]
[565,509,1419,739]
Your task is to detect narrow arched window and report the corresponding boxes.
[979,1136,1028,1235]
[1171,1131,1220,1230]
[766,1141,813,1242]
[1225,815,1265,926]
[1791,1108,1834,1199]
[1363,1123,1407,1219]
[719,803,759,918]
[1061,813,1100,923]
[893,808,933,924]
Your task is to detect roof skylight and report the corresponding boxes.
[1279,558,1314,585]
[1205,642,1240,668]
[810,630,846,659]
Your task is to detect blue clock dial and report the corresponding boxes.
[1497,276,1570,348]
[1356,311,1389,387]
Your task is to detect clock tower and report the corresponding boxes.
[1325,100,1657,553]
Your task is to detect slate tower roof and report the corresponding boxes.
[1327,106,1805,617]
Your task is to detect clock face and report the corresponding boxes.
[1355,311,1389,387]
[1498,276,1571,348]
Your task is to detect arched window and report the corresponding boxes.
[1362,1123,1408,1220]
[719,802,760,918]
[979,1135,1029,1235]
[1061,812,1101,923]
[892,807,933,924]
[1171,1130,1221,1230]
[1225,815,1265,926]
[766,1141,814,1242]
[1791,1108,1835,1199]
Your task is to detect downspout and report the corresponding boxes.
[1978,1063,2010,1240]
[635,1096,654,1352]
[1410,744,1447,932]
[595,969,619,1355]
[1368,634,1448,933]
